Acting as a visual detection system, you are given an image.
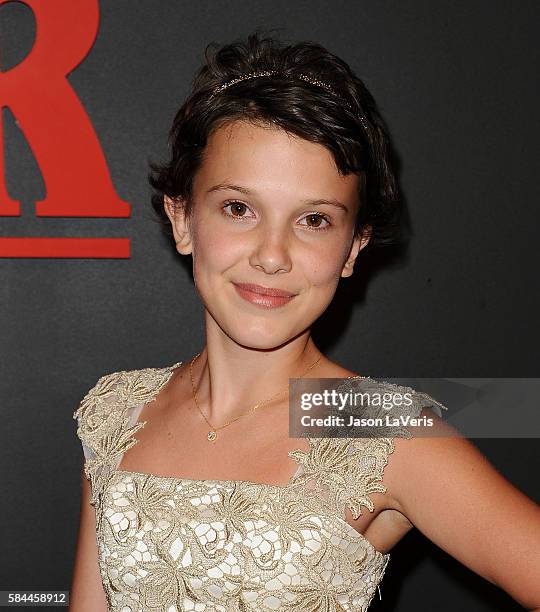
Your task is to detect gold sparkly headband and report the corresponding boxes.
[207,69,369,132]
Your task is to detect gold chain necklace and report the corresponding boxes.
[189,352,322,442]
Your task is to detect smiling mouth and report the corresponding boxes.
[232,282,297,309]
[234,282,296,297]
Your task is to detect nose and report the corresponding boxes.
[249,226,292,275]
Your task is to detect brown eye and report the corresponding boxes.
[301,212,331,231]
[230,202,247,216]
[307,214,323,227]
[222,201,254,220]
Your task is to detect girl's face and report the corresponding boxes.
[165,120,370,350]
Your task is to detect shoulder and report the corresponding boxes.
[289,378,452,518]
[73,361,181,416]
[72,361,183,505]
[334,376,449,433]
[72,361,182,448]
[359,378,462,514]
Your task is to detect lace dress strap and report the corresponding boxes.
[287,378,449,520]
[72,364,179,506]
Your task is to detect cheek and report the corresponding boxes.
[303,242,348,286]
[192,219,244,269]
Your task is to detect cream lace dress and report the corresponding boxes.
[73,361,447,612]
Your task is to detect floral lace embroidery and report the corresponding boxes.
[73,364,180,509]
[73,363,447,611]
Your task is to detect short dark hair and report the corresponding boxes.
[149,31,402,252]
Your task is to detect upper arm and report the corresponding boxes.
[69,467,108,612]
[385,408,540,610]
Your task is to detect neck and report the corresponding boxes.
[191,325,323,425]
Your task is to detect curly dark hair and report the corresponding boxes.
[148,30,402,252]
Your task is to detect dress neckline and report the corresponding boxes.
[111,360,388,559]
[115,359,368,491]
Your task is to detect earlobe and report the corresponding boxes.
[341,258,356,278]
[163,195,193,255]
[341,226,371,278]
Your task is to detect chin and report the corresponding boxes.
[212,314,304,350]
[230,323,299,351]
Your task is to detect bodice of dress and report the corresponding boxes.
[73,362,447,612]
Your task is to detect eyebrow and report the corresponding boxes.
[206,182,349,212]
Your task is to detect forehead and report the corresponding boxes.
[194,120,359,202]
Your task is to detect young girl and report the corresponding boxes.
[70,33,540,611]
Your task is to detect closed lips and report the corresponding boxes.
[233,283,296,297]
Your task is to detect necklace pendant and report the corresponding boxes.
[207,430,217,442]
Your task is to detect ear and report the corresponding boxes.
[164,195,193,255]
[341,225,371,278]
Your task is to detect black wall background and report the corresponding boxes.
[1,1,538,610]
